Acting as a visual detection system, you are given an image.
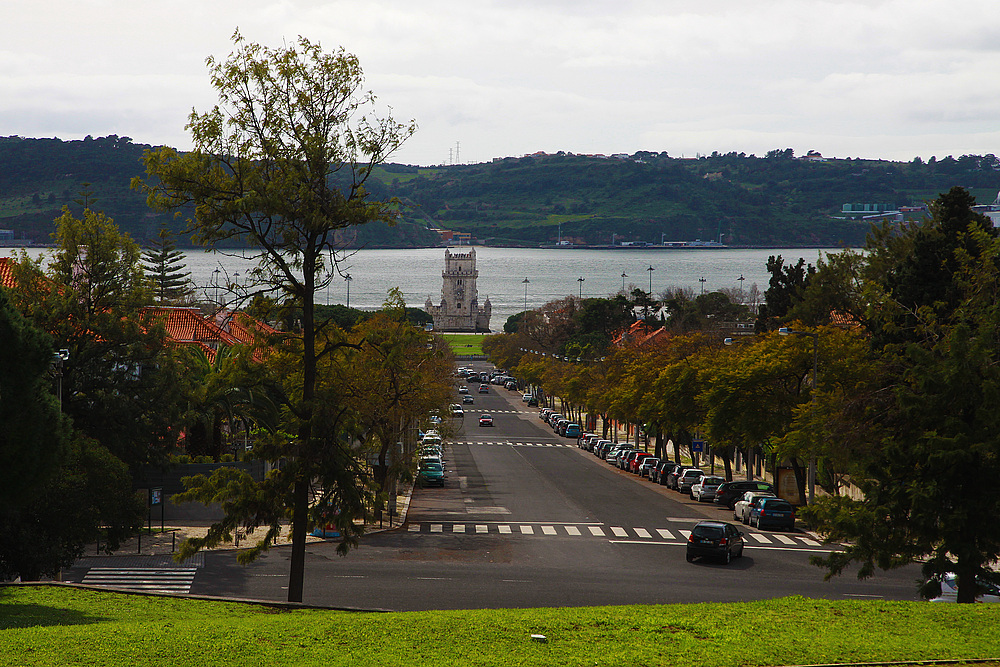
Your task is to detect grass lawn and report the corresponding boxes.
[3,586,1000,666]
[441,332,488,356]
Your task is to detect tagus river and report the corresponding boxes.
[18,246,841,327]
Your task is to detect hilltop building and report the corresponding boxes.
[424,248,491,332]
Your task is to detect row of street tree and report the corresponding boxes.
[485,186,1000,602]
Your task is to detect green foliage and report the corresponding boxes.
[0,288,68,505]
[5,589,1000,666]
[142,222,193,304]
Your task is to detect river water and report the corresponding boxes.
[16,246,841,327]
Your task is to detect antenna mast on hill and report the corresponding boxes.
[455,141,461,164]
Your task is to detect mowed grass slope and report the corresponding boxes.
[440,332,487,356]
[3,586,1000,666]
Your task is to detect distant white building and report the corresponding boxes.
[425,248,492,332]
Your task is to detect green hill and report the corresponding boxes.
[3,136,999,248]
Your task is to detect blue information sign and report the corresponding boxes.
[691,440,705,452]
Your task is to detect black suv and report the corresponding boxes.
[714,480,775,509]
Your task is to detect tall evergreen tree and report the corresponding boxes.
[142,223,193,304]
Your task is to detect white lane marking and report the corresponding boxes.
[565,525,581,536]
[430,524,443,533]
[498,525,512,534]
[589,526,606,537]
[476,524,488,533]
[656,529,673,540]
[453,524,466,533]
[408,524,420,532]
[800,537,821,546]
[611,526,628,537]
[634,528,652,539]
[749,533,772,543]
[541,526,557,535]
[520,525,534,535]
[774,534,796,545]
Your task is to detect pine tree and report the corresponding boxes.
[142,223,192,304]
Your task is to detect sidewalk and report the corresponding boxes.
[81,482,415,560]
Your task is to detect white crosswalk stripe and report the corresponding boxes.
[81,567,197,595]
[401,522,834,549]
[453,441,574,448]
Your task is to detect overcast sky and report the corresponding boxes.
[4,1,1000,166]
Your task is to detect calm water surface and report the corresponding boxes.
[16,246,842,327]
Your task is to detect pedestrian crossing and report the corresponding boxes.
[80,567,198,594]
[405,522,829,549]
[452,441,575,448]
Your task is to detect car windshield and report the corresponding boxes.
[421,463,442,472]
[704,477,725,485]
[765,501,793,511]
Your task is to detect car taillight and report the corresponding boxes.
[687,534,695,543]
[719,538,727,545]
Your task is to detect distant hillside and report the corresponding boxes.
[0,135,440,248]
[3,136,999,248]
[373,150,1000,247]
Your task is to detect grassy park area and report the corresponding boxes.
[440,332,487,356]
[3,586,1000,666]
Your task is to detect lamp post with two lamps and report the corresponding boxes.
[522,277,530,314]
[577,276,585,300]
[778,326,818,504]
[345,273,352,309]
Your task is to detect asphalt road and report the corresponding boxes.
[65,363,924,609]
[180,363,921,610]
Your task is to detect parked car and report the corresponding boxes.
[677,468,705,494]
[629,452,654,474]
[639,457,660,478]
[714,480,776,509]
[651,461,678,485]
[522,393,532,402]
[479,414,494,427]
[928,573,1000,603]
[686,521,744,564]
[555,419,570,435]
[527,396,538,407]
[606,447,629,465]
[564,423,581,438]
[691,475,726,502]
[595,441,614,458]
[734,491,777,524]
[417,461,446,487]
[749,497,796,530]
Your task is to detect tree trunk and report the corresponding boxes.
[790,456,807,505]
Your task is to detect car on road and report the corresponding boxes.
[479,414,494,427]
[691,475,726,502]
[686,521,745,564]
[676,468,705,494]
[734,491,777,524]
[564,423,581,438]
[458,385,468,394]
[928,573,1000,603]
[714,480,776,509]
[651,461,679,485]
[478,384,490,393]
[462,395,475,404]
[417,461,446,487]
[638,457,659,478]
[527,396,538,407]
[450,404,464,416]
[749,497,796,531]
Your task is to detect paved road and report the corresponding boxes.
[65,364,924,609]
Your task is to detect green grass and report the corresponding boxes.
[440,333,488,355]
[3,587,1000,666]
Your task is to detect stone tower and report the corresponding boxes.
[424,248,492,332]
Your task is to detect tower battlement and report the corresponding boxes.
[424,248,491,332]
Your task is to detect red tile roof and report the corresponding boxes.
[141,306,241,350]
[0,257,16,290]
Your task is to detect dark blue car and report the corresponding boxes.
[749,497,796,531]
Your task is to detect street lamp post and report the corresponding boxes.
[778,327,819,504]
[522,277,530,313]
[212,268,220,307]
[737,274,745,303]
[646,265,654,295]
[345,273,352,309]
[699,276,706,295]
[577,276,585,300]
[621,271,627,292]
